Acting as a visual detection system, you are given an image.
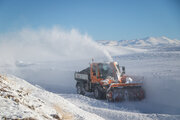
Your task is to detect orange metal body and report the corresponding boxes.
[110,83,142,88]
[90,63,103,83]
[90,62,142,87]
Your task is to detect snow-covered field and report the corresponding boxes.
[1,51,180,120]
[0,28,180,119]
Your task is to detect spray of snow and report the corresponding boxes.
[0,27,112,64]
[0,27,113,91]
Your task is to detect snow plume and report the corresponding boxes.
[0,27,112,91]
[0,27,112,64]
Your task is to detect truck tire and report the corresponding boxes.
[76,83,85,95]
[94,86,102,99]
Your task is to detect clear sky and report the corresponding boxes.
[0,0,180,40]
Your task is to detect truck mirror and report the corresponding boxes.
[122,66,125,74]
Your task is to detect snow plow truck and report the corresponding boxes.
[74,61,145,101]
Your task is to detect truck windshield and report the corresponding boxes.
[98,63,116,80]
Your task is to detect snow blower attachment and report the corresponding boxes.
[74,62,145,101]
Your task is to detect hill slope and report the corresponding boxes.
[0,74,103,120]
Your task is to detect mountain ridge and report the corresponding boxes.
[97,36,180,49]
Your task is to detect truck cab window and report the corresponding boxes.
[92,64,96,76]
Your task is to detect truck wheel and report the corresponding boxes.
[76,83,85,95]
[94,86,102,99]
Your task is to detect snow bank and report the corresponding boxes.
[0,74,104,120]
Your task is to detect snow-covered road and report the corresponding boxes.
[60,93,180,120]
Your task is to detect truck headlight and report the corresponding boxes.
[126,77,133,83]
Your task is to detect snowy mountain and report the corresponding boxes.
[97,36,180,50]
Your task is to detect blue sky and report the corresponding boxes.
[0,0,180,40]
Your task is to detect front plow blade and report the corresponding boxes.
[106,87,145,102]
